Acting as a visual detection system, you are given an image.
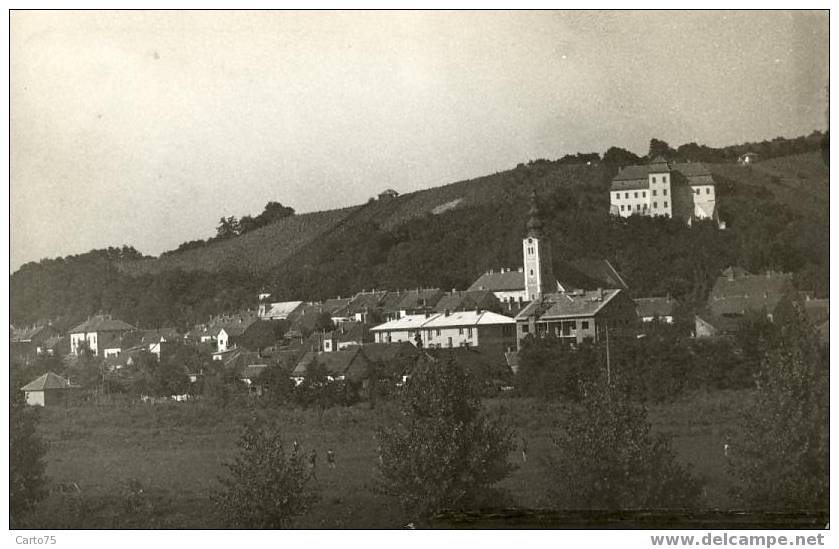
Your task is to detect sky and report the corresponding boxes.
[10,10,829,271]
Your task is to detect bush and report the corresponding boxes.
[545,378,703,510]
[214,418,317,528]
[377,358,516,522]
[10,395,48,527]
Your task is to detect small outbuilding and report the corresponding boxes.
[20,372,77,407]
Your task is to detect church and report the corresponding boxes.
[468,191,628,310]
[466,191,637,349]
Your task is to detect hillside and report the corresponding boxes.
[11,150,828,330]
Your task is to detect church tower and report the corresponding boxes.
[522,191,555,301]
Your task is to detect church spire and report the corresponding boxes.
[526,190,543,238]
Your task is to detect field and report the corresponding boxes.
[27,390,752,529]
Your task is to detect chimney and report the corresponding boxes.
[445,309,450,317]
[598,287,604,300]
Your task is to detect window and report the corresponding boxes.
[458,328,463,335]
[582,321,589,330]
[467,328,473,338]
[528,238,532,244]
[695,188,700,195]
[652,189,657,196]
[620,205,625,211]
[636,204,640,211]
[663,189,668,196]
[652,176,656,183]
[663,175,668,182]
[530,269,534,276]
[521,325,529,334]
[625,192,629,199]
[436,329,441,336]
[614,192,620,200]
[706,187,711,194]
[642,191,646,198]
[643,204,647,210]
[634,191,638,198]
[664,201,668,208]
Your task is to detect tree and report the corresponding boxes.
[516,337,599,401]
[215,418,316,528]
[545,378,703,510]
[313,312,334,333]
[729,304,828,512]
[215,216,240,240]
[602,146,642,169]
[377,358,516,522]
[10,394,48,527]
[648,138,675,160]
[257,201,295,225]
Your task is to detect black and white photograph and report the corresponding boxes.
[7,8,830,540]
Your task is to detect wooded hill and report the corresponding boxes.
[11,136,828,332]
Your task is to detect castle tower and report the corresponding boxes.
[522,191,555,301]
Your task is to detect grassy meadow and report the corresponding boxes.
[26,390,752,529]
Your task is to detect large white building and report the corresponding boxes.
[609,157,720,226]
[370,310,516,353]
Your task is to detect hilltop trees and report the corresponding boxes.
[545,378,703,510]
[729,304,829,511]
[377,358,516,522]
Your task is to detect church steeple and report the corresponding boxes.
[526,190,544,238]
[522,190,555,301]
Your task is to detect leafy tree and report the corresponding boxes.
[215,418,316,528]
[10,394,48,527]
[258,364,295,406]
[648,138,675,160]
[256,201,295,225]
[729,304,828,511]
[545,378,703,510]
[215,216,240,240]
[516,337,598,401]
[602,146,642,168]
[377,358,516,522]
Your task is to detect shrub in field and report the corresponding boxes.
[729,304,828,511]
[10,394,48,527]
[215,418,316,528]
[544,378,703,510]
[377,358,516,522]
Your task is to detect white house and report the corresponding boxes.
[69,315,135,356]
[370,310,516,352]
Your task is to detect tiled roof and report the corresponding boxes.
[468,270,525,292]
[69,315,135,334]
[515,289,622,320]
[395,289,444,311]
[432,290,498,313]
[708,269,793,317]
[422,310,515,328]
[370,314,441,332]
[611,161,713,190]
[292,347,371,381]
[358,342,420,364]
[345,291,388,314]
[569,259,629,291]
[634,297,677,318]
[260,301,304,319]
[21,372,75,391]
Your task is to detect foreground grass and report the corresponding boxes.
[26,390,752,528]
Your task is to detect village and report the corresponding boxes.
[11,157,828,408]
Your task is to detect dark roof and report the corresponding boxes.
[70,315,135,334]
[634,297,677,318]
[359,341,420,364]
[432,290,500,313]
[708,269,793,317]
[611,161,713,190]
[569,259,629,291]
[516,289,623,320]
[468,270,525,292]
[11,324,57,343]
[292,347,372,382]
[327,321,372,344]
[345,291,388,314]
[396,288,444,311]
[21,372,75,391]
[421,347,513,380]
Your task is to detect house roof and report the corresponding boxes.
[11,324,56,343]
[319,298,353,315]
[358,342,421,364]
[634,297,677,318]
[69,315,135,334]
[292,347,371,381]
[326,321,371,344]
[21,372,75,391]
[708,269,793,317]
[260,301,304,319]
[422,347,513,379]
[515,289,622,321]
[468,270,525,292]
[370,314,441,332]
[395,289,444,311]
[569,259,629,291]
[241,364,269,380]
[611,161,713,190]
[345,291,388,314]
[423,310,515,328]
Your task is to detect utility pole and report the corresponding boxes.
[605,321,611,386]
